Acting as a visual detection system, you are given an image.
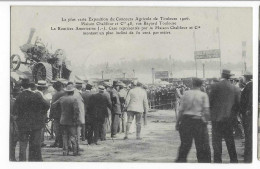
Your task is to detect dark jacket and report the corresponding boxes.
[240,81,252,116]
[14,90,50,131]
[49,90,66,120]
[110,88,121,115]
[90,92,112,122]
[53,95,80,126]
[82,90,94,117]
[10,97,18,137]
[209,79,240,122]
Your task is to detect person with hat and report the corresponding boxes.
[175,78,211,163]
[110,81,122,138]
[88,85,112,144]
[74,80,86,143]
[209,69,240,163]
[34,80,50,148]
[30,82,37,92]
[75,80,84,94]
[175,85,183,119]
[124,80,149,140]
[52,84,81,156]
[70,81,86,151]
[49,81,66,148]
[102,82,113,136]
[240,71,253,162]
[14,78,50,161]
[118,82,127,132]
[10,85,21,161]
[82,83,95,143]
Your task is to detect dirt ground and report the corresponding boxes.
[15,110,245,162]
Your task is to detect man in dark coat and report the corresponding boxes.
[52,84,81,156]
[240,72,253,163]
[82,83,94,143]
[34,80,50,148]
[110,81,122,138]
[89,86,112,144]
[209,69,240,163]
[14,78,50,161]
[10,86,20,161]
[49,81,66,148]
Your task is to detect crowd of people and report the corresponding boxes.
[10,69,252,163]
[175,69,252,163]
[147,85,186,110]
[10,78,149,161]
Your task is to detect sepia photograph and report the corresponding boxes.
[9,6,253,163]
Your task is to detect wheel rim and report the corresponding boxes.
[11,54,21,71]
[35,64,46,81]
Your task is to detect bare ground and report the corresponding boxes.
[15,110,245,162]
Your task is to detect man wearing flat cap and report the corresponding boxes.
[240,71,253,162]
[209,69,240,163]
[110,81,122,138]
[14,78,50,161]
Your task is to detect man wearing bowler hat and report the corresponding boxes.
[240,71,253,162]
[82,83,95,143]
[209,69,240,163]
[14,78,50,161]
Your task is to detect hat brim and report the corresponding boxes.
[64,88,75,92]
[222,73,234,76]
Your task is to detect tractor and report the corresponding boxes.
[11,28,71,82]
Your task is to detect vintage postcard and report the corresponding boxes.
[10,6,253,163]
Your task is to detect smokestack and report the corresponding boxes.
[27,28,36,44]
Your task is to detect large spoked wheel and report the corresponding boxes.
[34,64,46,82]
[11,54,21,71]
[33,63,53,83]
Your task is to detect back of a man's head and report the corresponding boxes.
[192,78,203,88]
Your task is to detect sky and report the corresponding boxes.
[11,6,252,73]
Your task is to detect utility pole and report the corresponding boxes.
[152,68,155,84]
[193,31,198,77]
[242,41,247,73]
[202,63,205,78]
[216,8,222,75]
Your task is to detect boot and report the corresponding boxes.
[124,123,130,140]
[136,124,141,140]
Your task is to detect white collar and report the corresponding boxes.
[23,88,32,92]
[246,80,252,85]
